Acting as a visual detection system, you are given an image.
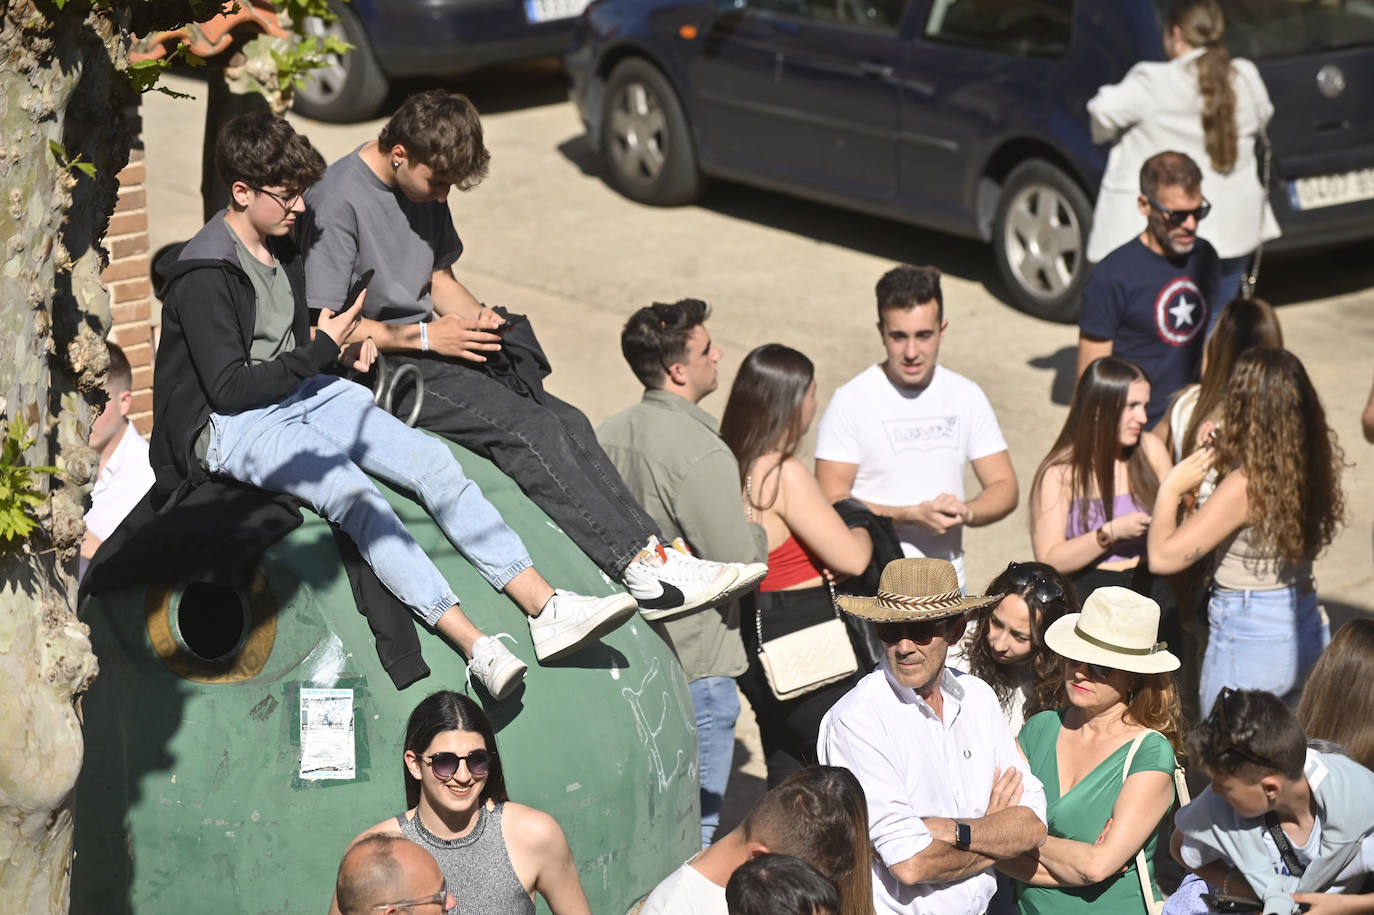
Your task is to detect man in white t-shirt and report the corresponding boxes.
[637,767,865,915]
[816,265,1017,590]
[81,342,154,580]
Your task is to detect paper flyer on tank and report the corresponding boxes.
[299,687,355,780]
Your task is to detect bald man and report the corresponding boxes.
[334,835,455,914]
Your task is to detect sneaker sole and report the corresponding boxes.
[718,563,769,602]
[479,656,529,701]
[532,594,638,662]
[635,568,742,622]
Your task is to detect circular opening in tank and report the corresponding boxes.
[170,582,251,663]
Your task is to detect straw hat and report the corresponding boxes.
[1043,586,1180,675]
[835,558,999,622]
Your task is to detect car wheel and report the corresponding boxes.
[292,0,390,123]
[992,160,1093,323]
[602,58,703,205]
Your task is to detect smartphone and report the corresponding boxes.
[494,313,527,335]
[344,269,375,311]
[1200,892,1259,913]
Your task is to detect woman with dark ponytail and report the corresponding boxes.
[1086,0,1278,312]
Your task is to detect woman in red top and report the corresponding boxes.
[720,344,872,786]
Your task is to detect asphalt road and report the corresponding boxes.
[142,63,1374,830]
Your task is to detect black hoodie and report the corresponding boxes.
[149,213,339,509]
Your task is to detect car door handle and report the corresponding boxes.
[859,61,894,79]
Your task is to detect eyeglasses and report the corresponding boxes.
[876,619,958,645]
[1004,561,1065,607]
[249,185,304,211]
[1212,687,1288,771]
[424,749,493,781]
[372,879,455,911]
[1146,194,1212,226]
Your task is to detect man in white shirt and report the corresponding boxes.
[81,342,154,580]
[816,266,1017,591]
[819,558,1048,915]
[637,766,866,915]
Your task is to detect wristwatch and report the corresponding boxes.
[954,820,972,850]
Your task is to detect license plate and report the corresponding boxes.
[1287,167,1374,211]
[523,0,590,21]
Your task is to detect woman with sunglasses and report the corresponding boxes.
[1085,0,1278,308]
[949,561,1078,734]
[719,344,873,787]
[1150,348,1344,717]
[333,691,590,915]
[998,587,1184,915]
[1030,357,1175,629]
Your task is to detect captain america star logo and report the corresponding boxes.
[1154,277,1208,347]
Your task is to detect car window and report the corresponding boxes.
[753,0,911,32]
[923,0,1074,57]
[1154,0,1374,60]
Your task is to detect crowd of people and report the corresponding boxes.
[78,0,1374,910]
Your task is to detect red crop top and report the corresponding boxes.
[760,535,825,592]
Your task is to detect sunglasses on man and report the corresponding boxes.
[372,879,455,912]
[876,618,960,645]
[423,749,493,781]
[1145,194,1212,226]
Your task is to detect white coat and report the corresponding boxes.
[1085,47,1280,262]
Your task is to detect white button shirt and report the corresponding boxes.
[818,663,1047,915]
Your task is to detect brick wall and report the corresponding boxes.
[102,146,156,436]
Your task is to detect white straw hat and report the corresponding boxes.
[1043,586,1180,675]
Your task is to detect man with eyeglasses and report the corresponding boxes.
[1077,150,1222,426]
[335,834,457,914]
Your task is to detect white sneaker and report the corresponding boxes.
[529,590,637,661]
[669,537,768,598]
[466,633,528,700]
[622,536,740,621]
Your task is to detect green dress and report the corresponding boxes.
[1016,709,1176,915]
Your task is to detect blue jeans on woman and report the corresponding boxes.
[206,375,532,625]
[1198,583,1327,717]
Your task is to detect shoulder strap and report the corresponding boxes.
[1263,811,1307,877]
[1123,730,1170,915]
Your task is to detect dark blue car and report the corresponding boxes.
[567,0,1374,319]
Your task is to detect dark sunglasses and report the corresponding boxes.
[424,749,493,780]
[1077,659,1116,681]
[1213,687,1288,771]
[876,618,958,645]
[1004,561,1065,606]
[1146,194,1211,226]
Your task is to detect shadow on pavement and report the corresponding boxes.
[1028,345,1079,407]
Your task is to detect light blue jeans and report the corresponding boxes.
[206,376,532,625]
[689,676,740,848]
[1198,583,1326,717]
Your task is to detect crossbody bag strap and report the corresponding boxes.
[1123,731,1166,915]
[1263,812,1307,877]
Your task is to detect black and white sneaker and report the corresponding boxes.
[622,536,740,621]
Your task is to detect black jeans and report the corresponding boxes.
[382,354,659,578]
[737,585,862,788]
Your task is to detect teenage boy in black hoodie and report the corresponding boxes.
[150,113,635,699]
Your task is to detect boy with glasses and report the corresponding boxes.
[149,112,638,700]
[1077,151,1222,426]
[1171,687,1374,914]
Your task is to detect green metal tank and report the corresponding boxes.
[73,436,698,914]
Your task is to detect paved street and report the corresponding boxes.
[142,63,1374,828]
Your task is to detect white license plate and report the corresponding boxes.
[1287,167,1374,211]
[523,0,590,22]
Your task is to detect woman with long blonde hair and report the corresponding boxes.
[1148,347,1344,715]
[1086,0,1278,309]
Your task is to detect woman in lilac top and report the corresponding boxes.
[1029,357,1174,614]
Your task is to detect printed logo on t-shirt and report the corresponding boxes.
[883,417,959,454]
[1154,278,1208,348]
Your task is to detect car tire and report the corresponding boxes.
[601,58,703,205]
[292,0,390,123]
[992,160,1093,323]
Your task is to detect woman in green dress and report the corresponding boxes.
[998,586,1184,915]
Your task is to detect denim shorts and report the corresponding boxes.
[1199,583,1327,715]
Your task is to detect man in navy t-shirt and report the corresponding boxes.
[1077,151,1221,426]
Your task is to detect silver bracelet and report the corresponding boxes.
[419,322,429,353]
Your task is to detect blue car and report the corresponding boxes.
[567,0,1374,319]
[294,0,589,122]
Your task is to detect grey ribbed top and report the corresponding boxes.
[395,802,533,914]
